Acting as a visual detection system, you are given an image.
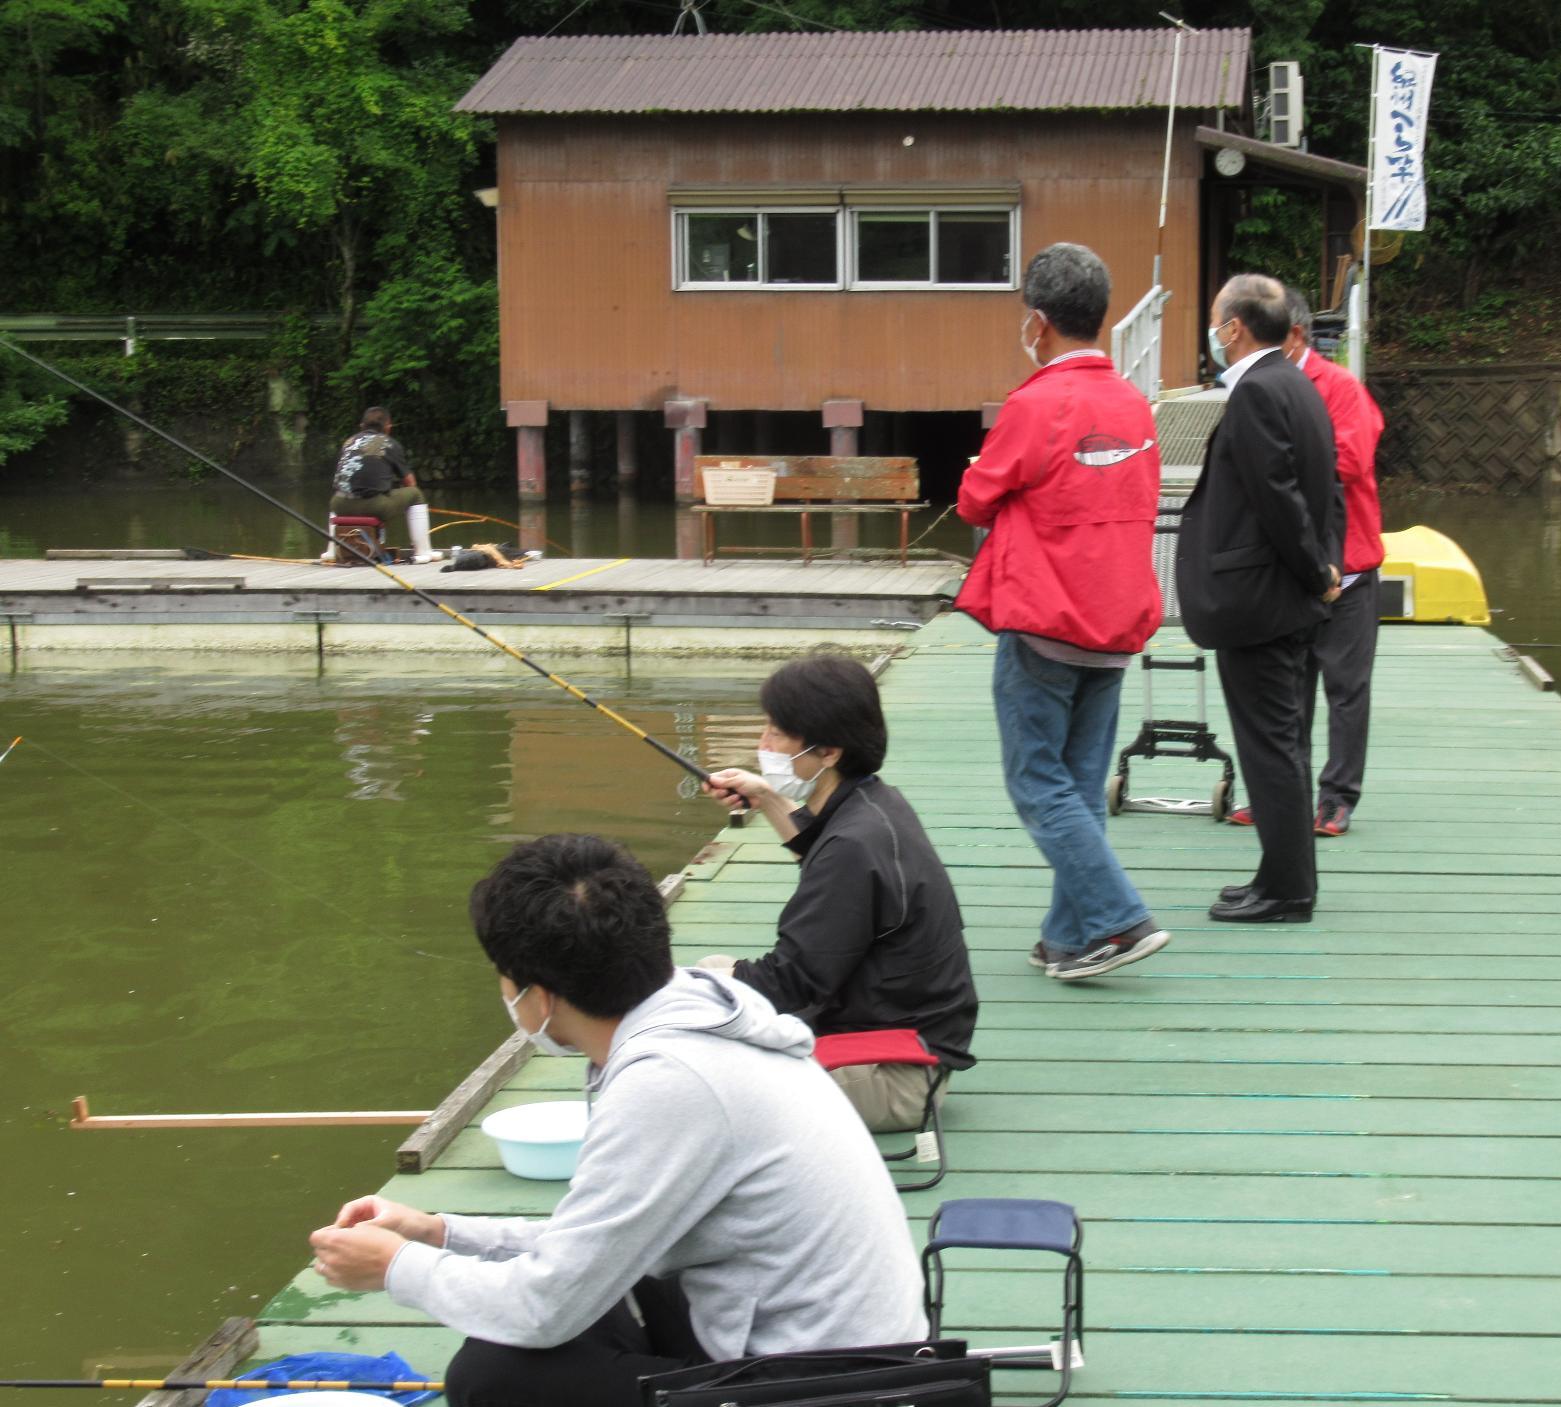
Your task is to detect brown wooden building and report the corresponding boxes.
[458,28,1251,499]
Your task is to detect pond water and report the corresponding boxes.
[0,651,770,1399]
[1,479,1557,650]
[2,477,1559,1394]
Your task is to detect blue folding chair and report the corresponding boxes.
[921,1198,1084,1407]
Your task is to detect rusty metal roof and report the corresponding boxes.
[457,28,1251,116]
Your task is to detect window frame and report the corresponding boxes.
[847,205,1020,292]
[669,201,1020,293]
[672,207,845,292]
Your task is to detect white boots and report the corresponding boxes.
[406,502,435,564]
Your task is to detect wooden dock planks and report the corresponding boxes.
[255,612,1561,1403]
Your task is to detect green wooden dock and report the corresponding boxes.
[253,611,1561,1403]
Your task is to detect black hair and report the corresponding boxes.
[1021,243,1111,340]
[1284,285,1314,336]
[360,406,392,432]
[758,655,887,778]
[1216,274,1290,345]
[468,834,674,1018]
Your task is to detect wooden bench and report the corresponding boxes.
[692,456,927,566]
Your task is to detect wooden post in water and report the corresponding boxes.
[508,400,548,499]
[824,399,864,554]
[615,411,638,491]
[665,398,707,505]
[568,411,592,496]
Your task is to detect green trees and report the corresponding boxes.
[1,0,1556,473]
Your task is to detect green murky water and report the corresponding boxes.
[0,649,770,1395]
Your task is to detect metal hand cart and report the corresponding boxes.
[1106,394,1238,822]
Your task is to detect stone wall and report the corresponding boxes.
[1369,363,1561,494]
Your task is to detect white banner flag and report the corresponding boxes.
[1370,47,1438,231]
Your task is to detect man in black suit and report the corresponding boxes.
[1176,274,1344,922]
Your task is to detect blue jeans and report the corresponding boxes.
[993,633,1149,956]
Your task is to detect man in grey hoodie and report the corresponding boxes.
[310,833,927,1407]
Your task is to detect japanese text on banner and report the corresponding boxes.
[1370,48,1439,232]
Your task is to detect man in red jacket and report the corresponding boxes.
[955,243,1168,982]
[1227,289,1385,837]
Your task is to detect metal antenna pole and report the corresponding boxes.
[673,0,707,35]
[1360,43,1379,379]
[1154,13,1197,290]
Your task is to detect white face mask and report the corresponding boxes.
[756,744,827,802]
[1207,319,1234,370]
[503,984,580,1057]
[1020,310,1044,368]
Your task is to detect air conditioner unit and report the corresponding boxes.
[1269,61,1304,147]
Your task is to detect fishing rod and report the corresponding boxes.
[428,507,572,557]
[0,337,709,785]
[0,736,21,766]
[0,1380,442,1393]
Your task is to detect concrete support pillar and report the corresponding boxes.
[615,411,638,491]
[518,506,548,555]
[674,508,704,561]
[824,399,865,553]
[507,400,549,505]
[568,410,592,496]
[665,398,708,504]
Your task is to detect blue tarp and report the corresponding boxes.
[206,1352,439,1407]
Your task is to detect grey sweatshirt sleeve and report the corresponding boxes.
[384,1052,741,1349]
[439,1212,542,1260]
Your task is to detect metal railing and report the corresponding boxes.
[0,313,342,356]
[1110,284,1172,401]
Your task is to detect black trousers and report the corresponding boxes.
[1217,627,1318,902]
[1304,570,1379,809]
[445,1276,709,1407]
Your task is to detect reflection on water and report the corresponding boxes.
[1380,489,1561,652]
[2,479,1559,649]
[0,654,770,1399]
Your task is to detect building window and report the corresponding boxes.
[850,209,1014,288]
[677,210,841,289]
[673,202,1016,291]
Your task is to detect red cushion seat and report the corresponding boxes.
[813,1028,939,1072]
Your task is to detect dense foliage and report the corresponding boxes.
[1,0,1556,470]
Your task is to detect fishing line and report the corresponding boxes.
[428,507,572,556]
[0,336,709,785]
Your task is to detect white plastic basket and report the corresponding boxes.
[703,466,777,506]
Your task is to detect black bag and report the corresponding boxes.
[640,1340,990,1407]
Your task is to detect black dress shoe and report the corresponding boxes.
[1219,882,1260,903]
[1208,893,1314,923]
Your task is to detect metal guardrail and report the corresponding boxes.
[1110,284,1172,401]
[0,313,342,355]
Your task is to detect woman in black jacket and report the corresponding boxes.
[702,655,978,1131]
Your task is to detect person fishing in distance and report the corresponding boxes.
[697,655,977,1132]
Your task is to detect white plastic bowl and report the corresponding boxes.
[481,1100,589,1180]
